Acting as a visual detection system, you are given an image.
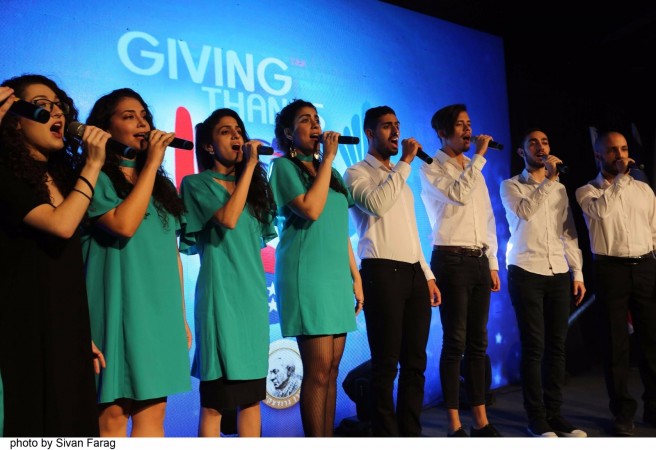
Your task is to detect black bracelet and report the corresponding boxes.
[72,188,92,202]
[78,175,95,197]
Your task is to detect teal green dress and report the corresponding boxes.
[82,172,191,403]
[269,157,357,337]
[179,170,276,381]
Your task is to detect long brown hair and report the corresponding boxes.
[85,88,184,226]
[273,98,347,196]
[0,74,81,204]
[195,108,276,225]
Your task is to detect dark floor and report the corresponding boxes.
[337,364,656,438]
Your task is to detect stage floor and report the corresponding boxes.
[337,364,656,438]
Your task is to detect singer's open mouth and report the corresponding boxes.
[310,133,320,140]
[50,122,63,138]
[231,144,241,151]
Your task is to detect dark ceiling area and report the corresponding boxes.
[384,0,656,166]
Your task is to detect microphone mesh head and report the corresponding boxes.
[66,121,85,138]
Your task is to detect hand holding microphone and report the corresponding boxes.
[316,131,341,162]
[0,87,15,125]
[144,129,176,167]
[242,141,265,167]
[250,136,360,157]
[616,157,635,175]
[317,134,360,145]
[628,161,646,170]
[0,89,51,124]
[68,121,137,159]
[401,138,433,164]
[472,134,503,156]
[245,141,275,156]
[143,131,193,150]
[543,155,565,179]
[74,123,110,168]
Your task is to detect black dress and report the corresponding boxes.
[0,164,99,437]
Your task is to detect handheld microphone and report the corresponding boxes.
[416,149,433,164]
[472,135,504,150]
[255,146,275,155]
[236,144,275,156]
[316,134,360,145]
[67,121,136,159]
[628,161,646,170]
[401,139,433,164]
[3,99,51,123]
[144,131,193,150]
[556,163,569,174]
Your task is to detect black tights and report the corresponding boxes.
[296,334,346,437]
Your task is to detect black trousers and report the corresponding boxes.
[507,265,571,421]
[360,258,431,437]
[431,249,491,410]
[593,255,656,420]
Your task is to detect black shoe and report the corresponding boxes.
[470,423,502,437]
[612,417,635,436]
[547,415,587,437]
[644,410,656,428]
[527,419,558,437]
[447,427,469,437]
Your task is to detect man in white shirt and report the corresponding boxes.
[576,131,656,436]
[419,103,501,437]
[343,106,440,437]
[501,128,587,438]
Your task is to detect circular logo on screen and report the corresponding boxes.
[265,339,303,409]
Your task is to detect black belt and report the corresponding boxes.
[434,245,488,258]
[360,258,422,271]
[593,252,655,265]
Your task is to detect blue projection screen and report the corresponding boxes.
[1,0,516,437]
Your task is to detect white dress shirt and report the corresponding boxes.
[419,150,499,270]
[500,169,583,281]
[343,153,434,281]
[576,172,656,257]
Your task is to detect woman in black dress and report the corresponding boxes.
[0,75,108,436]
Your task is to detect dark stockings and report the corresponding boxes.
[296,333,346,437]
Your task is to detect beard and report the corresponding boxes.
[602,160,619,176]
[526,156,545,170]
[375,142,398,159]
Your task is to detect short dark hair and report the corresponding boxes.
[519,127,546,148]
[430,103,467,138]
[363,106,396,133]
[593,131,623,154]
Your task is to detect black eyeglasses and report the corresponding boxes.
[31,99,70,115]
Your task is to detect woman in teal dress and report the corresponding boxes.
[180,108,277,437]
[82,89,192,437]
[269,99,364,437]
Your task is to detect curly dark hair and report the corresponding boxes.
[195,108,276,225]
[85,88,184,226]
[0,74,82,204]
[274,98,347,197]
